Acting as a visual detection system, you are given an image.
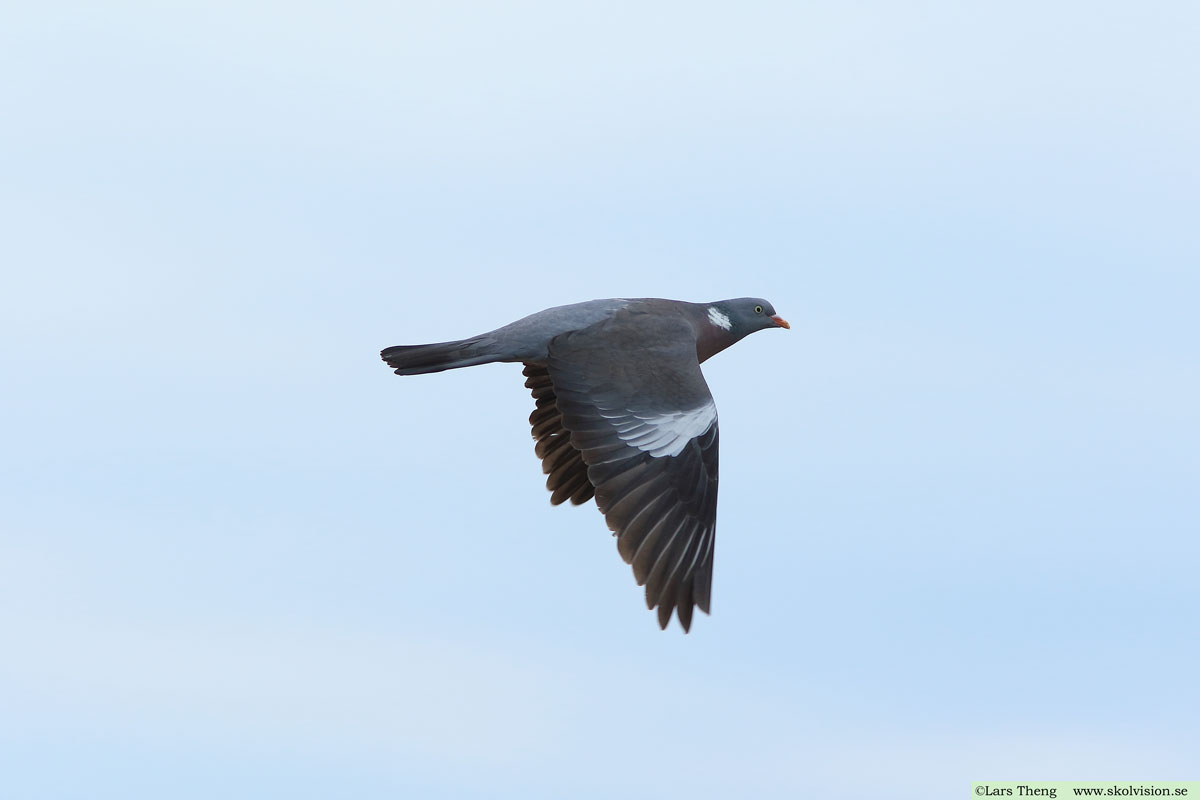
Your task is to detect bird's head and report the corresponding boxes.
[695,297,789,362]
[704,298,790,336]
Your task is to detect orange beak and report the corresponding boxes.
[770,315,791,329]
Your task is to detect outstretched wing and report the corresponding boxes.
[545,309,719,632]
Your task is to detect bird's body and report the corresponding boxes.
[381,297,789,631]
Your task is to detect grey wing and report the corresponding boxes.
[544,310,719,632]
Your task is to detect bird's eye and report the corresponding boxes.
[754,305,763,314]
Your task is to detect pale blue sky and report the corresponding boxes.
[1,2,1197,798]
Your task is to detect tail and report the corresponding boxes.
[380,336,500,375]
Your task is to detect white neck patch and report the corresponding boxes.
[707,306,732,330]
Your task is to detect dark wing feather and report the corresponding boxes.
[523,363,595,506]
[544,309,719,632]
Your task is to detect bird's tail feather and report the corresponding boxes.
[380,337,499,375]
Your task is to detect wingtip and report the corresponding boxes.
[657,604,673,630]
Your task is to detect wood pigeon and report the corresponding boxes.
[381,297,790,631]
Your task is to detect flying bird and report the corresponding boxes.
[380,297,790,631]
